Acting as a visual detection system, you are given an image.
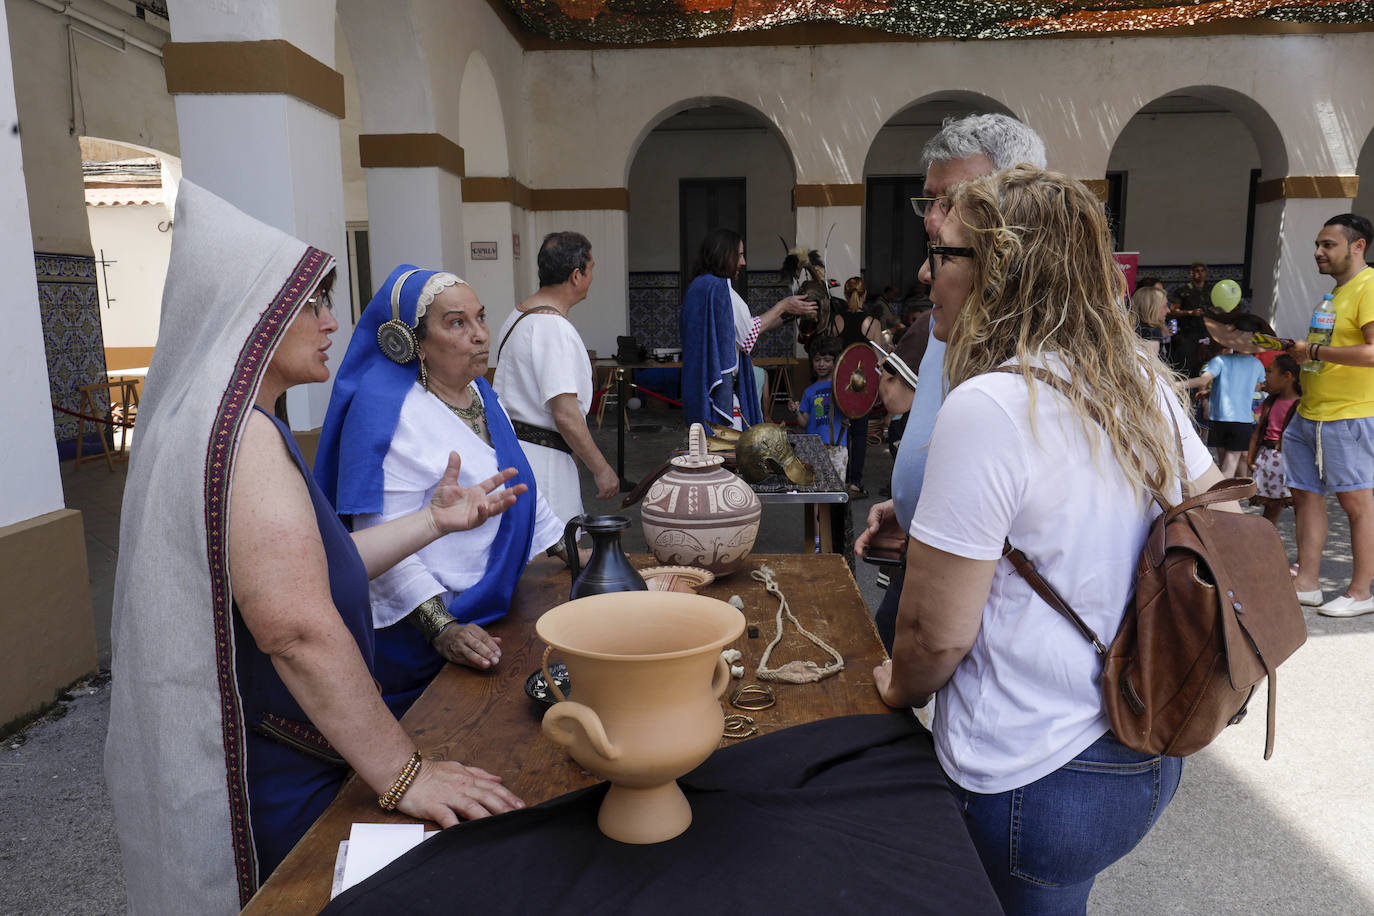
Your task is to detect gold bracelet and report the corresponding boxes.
[407,596,457,645]
[731,684,776,710]
[378,751,424,811]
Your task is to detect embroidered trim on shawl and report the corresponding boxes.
[205,246,333,906]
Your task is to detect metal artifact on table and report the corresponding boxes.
[639,423,761,576]
[736,422,814,486]
[537,591,746,844]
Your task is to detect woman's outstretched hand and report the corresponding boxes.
[427,452,527,534]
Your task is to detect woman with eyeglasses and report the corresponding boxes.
[106,185,524,914]
[873,166,1231,915]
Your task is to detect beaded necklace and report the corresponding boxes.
[430,382,488,443]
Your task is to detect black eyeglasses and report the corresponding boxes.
[306,290,334,318]
[927,245,974,280]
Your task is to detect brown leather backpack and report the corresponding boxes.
[997,368,1308,759]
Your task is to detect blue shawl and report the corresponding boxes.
[680,273,762,429]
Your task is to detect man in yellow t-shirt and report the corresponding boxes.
[1284,213,1374,617]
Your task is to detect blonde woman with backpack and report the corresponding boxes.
[873,166,1235,915]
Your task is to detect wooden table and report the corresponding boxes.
[245,553,896,913]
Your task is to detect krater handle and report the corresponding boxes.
[542,701,621,761]
[711,655,731,699]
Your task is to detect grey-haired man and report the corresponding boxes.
[855,113,1047,651]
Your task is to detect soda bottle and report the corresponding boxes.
[1303,293,1336,374]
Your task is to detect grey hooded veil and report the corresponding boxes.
[104,181,335,913]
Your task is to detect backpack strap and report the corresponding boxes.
[1001,541,1107,655]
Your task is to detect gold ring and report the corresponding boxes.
[731,684,776,710]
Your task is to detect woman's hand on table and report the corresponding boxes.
[855,499,907,559]
[434,622,502,670]
[427,452,527,535]
[398,759,525,827]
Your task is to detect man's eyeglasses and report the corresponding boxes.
[926,245,974,280]
[910,197,950,219]
[306,290,334,318]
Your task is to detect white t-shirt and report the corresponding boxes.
[910,361,1212,793]
[353,382,564,628]
[493,309,593,524]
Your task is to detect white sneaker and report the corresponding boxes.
[1317,594,1374,618]
[1295,589,1324,607]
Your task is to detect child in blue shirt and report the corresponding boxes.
[1184,346,1266,477]
[789,336,847,445]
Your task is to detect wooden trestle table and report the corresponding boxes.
[243,553,899,913]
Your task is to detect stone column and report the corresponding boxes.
[357,132,467,295]
[164,0,351,429]
[0,0,96,725]
[1249,177,1360,338]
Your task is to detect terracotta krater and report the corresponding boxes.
[538,591,745,844]
[640,423,761,576]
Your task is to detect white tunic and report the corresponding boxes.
[493,309,593,525]
[911,361,1211,793]
[352,382,564,628]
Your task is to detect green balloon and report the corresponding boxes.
[1211,279,1242,312]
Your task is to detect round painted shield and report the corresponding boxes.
[833,343,881,419]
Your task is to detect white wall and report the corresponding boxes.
[1,0,63,524]
[1108,112,1261,265]
[6,0,173,254]
[865,124,941,177]
[627,128,795,272]
[86,203,173,349]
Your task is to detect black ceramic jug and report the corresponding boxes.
[564,515,648,600]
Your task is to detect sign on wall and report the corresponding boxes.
[471,241,498,261]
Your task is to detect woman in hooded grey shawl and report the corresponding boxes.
[105,182,523,913]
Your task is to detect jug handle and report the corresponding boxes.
[711,655,731,699]
[562,516,585,583]
[542,702,621,762]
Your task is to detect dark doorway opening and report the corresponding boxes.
[680,178,747,298]
[865,175,926,299]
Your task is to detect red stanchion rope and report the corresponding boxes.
[51,402,135,428]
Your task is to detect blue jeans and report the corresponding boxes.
[948,732,1183,916]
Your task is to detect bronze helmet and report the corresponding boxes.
[735,423,815,485]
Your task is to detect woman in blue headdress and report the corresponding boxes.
[316,267,564,715]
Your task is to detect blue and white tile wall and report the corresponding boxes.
[628,269,796,359]
[37,252,109,459]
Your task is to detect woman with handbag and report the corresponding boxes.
[873,166,1233,915]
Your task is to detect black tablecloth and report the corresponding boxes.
[324,714,1001,915]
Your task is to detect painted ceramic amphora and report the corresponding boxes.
[640,423,761,576]
[537,591,745,844]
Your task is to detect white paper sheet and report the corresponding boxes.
[337,823,426,895]
[332,827,442,898]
